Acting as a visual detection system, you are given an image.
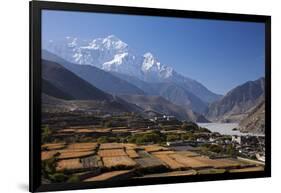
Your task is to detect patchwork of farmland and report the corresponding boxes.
[41,142,264,183]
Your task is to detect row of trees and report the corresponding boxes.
[200,143,238,157]
[94,122,209,145]
[127,130,200,145]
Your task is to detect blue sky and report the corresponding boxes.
[42,10,265,95]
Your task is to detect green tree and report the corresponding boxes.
[67,175,80,183]
[42,157,57,178]
[104,120,113,127]
[166,134,180,142]
[42,126,52,143]
[130,132,164,144]
[208,144,223,153]
[181,122,199,132]
[49,173,67,183]
[226,144,237,156]
[42,156,79,183]
[97,136,119,143]
[181,132,195,140]
[97,136,110,143]
[198,127,211,133]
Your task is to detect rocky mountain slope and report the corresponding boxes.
[42,59,112,101]
[42,94,142,114]
[239,100,265,134]
[205,77,265,122]
[112,72,208,113]
[118,94,209,122]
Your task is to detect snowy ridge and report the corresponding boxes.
[44,35,175,81]
[44,35,221,103]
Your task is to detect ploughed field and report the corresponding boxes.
[41,141,264,183]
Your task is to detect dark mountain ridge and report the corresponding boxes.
[42,59,112,101]
[42,78,74,100]
[42,59,143,113]
[112,72,208,114]
[42,50,145,95]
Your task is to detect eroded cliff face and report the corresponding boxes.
[239,100,265,134]
[205,78,265,123]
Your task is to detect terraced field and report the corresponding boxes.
[41,142,264,183]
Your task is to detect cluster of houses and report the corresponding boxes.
[232,135,265,161]
[150,115,177,122]
[165,130,265,163]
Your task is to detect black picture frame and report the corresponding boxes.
[30,1,271,192]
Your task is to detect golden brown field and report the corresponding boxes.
[41,141,264,183]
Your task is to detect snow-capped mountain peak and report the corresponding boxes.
[65,36,78,48]
[142,52,161,71]
[142,52,174,79]
[143,52,154,59]
[43,35,222,104]
[104,52,129,65]
[86,35,128,51]
[44,35,175,81]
